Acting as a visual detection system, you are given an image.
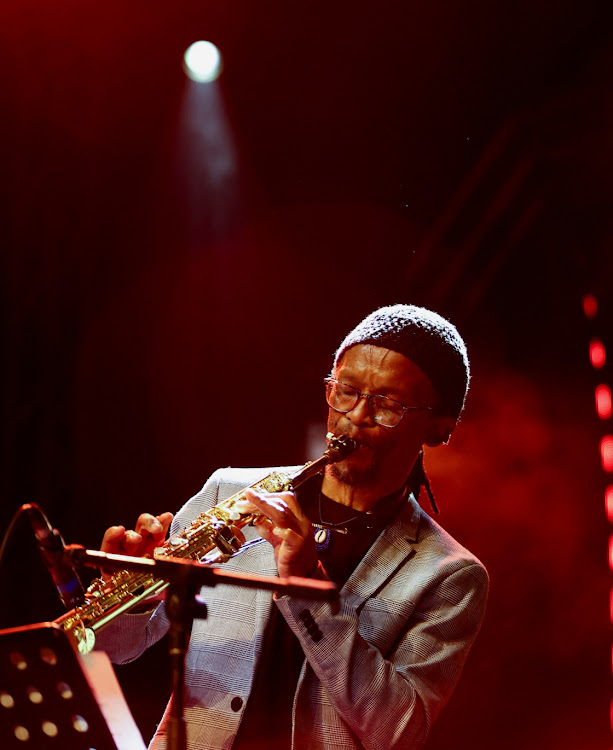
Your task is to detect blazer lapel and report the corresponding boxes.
[341,496,421,611]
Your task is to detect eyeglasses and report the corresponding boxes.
[324,378,433,428]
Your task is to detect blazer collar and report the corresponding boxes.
[341,494,421,608]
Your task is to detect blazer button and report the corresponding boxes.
[231,696,243,712]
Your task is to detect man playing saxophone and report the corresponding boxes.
[96,304,489,750]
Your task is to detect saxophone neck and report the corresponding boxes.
[290,457,326,489]
[290,433,357,489]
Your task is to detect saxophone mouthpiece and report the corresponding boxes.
[325,433,358,463]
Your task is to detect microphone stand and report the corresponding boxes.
[68,546,337,750]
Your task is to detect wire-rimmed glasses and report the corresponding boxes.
[324,378,433,428]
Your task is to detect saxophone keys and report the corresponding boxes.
[160,536,189,554]
[85,578,106,599]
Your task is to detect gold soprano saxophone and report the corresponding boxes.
[55,434,357,654]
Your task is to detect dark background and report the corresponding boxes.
[1,1,612,748]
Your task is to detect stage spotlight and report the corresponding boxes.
[183,41,223,83]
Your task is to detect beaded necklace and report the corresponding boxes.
[312,484,408,552]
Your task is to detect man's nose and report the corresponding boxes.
[347,395,374,426]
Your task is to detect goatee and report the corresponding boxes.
[328,461,379,487]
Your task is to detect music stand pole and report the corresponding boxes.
[164,573,208,750]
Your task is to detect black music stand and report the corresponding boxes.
[0,621,146,750]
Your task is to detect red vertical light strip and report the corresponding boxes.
[583,293,598,319]
[585,295,613,742]
[602,436,613,473]
[597,385,613,420]
[590,338,607,369]
[606,486,613,524]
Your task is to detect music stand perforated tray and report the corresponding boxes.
[0,621,146,749]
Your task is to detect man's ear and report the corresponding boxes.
[424,416,457,447]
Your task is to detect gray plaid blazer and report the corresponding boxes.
[99,466,488,750]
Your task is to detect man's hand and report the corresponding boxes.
[100,512,174,580]
[241,489,322,579]
[101,512,174,557]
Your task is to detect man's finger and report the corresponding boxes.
[246,490,302,533]
[135,513,164,537]
[101,525,126,553]
[157,512,174,533]
[122,530,144,554]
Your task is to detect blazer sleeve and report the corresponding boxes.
[275,546,488,749]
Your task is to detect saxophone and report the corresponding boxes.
[55,433,357,654]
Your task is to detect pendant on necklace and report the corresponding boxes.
[313,527,332,551]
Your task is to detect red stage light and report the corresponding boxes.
[582,293,598,319]
[596,385,613,420]
[590,338,606,369]
[601,436,613,472]
[606,485,613,524]
[609,535,613,570]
